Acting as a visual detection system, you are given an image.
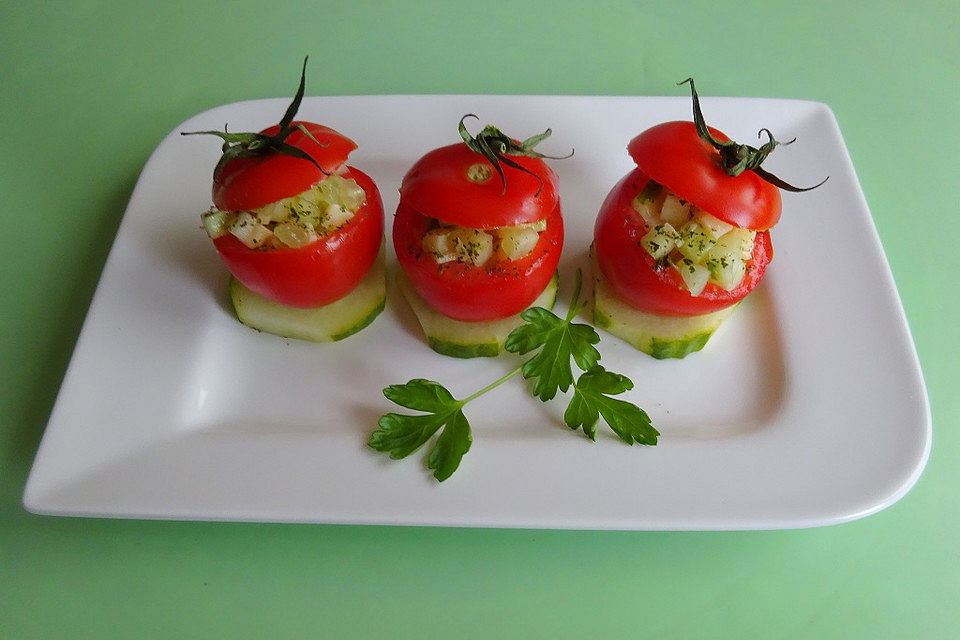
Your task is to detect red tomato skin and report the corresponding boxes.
[212,121,358,212]
[593,169,772,317]
[213,167,384,308]
[627,121,781,231]
[393,200,564,322]
[399,143,559,229]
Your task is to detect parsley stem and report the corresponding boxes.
[565,268,584,322]
[459,365,524,405]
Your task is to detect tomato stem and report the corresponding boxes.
[181,57,330,183]
[678,78,827,192]
[458,115,573,197]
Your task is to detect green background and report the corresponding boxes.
[2,1,957,637]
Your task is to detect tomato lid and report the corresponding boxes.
[627,121,781,231]
[399,143,559,229]
[212,121,357,212]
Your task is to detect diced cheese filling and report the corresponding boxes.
[200,174,366,249]
[421,218,547,268]
[632,180,757,295]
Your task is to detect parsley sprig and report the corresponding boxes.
[368,271,658,481]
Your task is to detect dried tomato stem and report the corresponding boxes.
[678,78,827,192]
[181,56,328,183]
[458,115,573,196]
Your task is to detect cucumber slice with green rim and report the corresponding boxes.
[396,270,559,358]
[591,254,736,359]
[229,245,386,342]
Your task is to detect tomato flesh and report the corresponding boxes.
[627,121,781,231]
[594,169,771,317]
[394,201,563,322]
[399,143,559,229]
[212,122,357,212]
[214,167,384,308]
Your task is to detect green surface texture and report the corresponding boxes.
[2,1,957,637]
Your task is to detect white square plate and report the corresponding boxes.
[23,95,930,529]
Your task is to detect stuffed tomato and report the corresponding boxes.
[393,116,568,358]
[593,79,823,359]
[189,60,385,343]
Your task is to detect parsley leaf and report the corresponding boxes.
[368,379,471,481]
[426,410,471,481]
[505,307,600,400]
[565,366,659,445]
[504,272,600,401]
[382,378,458,413]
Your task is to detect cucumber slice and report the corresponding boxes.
[229,246,386,342]
[591,254,737,359]
[396,270,559,358]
